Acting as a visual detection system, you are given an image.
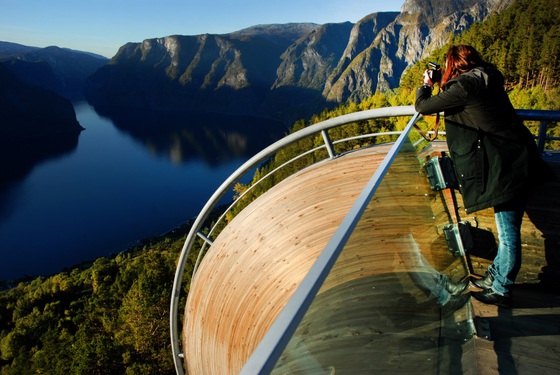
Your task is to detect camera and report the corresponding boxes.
[428,62,442,83]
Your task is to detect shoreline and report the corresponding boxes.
[0,217,196,291]
[0,202,231,291]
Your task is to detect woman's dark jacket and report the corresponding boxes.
[415,65,552,214]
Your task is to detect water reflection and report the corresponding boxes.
[93,106,288,165]
[0,103,290,281]
[0,134,80,187]
[0,134,80,226]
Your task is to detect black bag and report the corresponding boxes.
[424,155,458,191]
[443,221,473,257]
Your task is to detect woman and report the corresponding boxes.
[415,44,552,307]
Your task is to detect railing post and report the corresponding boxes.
[321,130,337,159]
[196,231,214,245]
[537,121,548,154]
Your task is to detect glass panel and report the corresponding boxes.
[271,134,473,374]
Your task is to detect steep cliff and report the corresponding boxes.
[321,0,515,103]
[86,25,317,117]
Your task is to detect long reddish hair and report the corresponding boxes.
[441,44,486,87]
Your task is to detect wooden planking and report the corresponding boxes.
[183,142,469,374]
[470,286,560,374]
[184,145,395,374]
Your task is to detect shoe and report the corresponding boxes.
[471,273,493,290]
[472,288,511,308]
[446,279,469,295]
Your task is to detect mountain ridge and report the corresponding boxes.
[0,42,108,100]
[84,0,515,122]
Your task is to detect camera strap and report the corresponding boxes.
[414,112,441,141]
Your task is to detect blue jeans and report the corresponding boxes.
[488,199,526,295]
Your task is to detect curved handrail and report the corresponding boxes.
[170,106,560,374]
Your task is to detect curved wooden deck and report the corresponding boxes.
[182,142,560,374]
[184,144,395,374]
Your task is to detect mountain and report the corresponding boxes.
[0,62,83,142]
[85,0,515,122]
[0,42,108,99]
[0,41,39,55]
[84,24,319,120]
[322,0,516,103]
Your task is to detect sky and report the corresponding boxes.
[0,0,405,58]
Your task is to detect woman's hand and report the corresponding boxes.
[423,70,433,87]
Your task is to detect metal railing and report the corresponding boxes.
[170,107,559,374]
[170,105,417,374]
[517,109,560,152]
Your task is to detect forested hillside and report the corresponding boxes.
[0,230,192,374]
[1,0,558,374]
[458,0,559,91]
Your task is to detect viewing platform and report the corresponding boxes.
[170,107,560,374]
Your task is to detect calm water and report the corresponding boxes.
[0,102,287,281]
